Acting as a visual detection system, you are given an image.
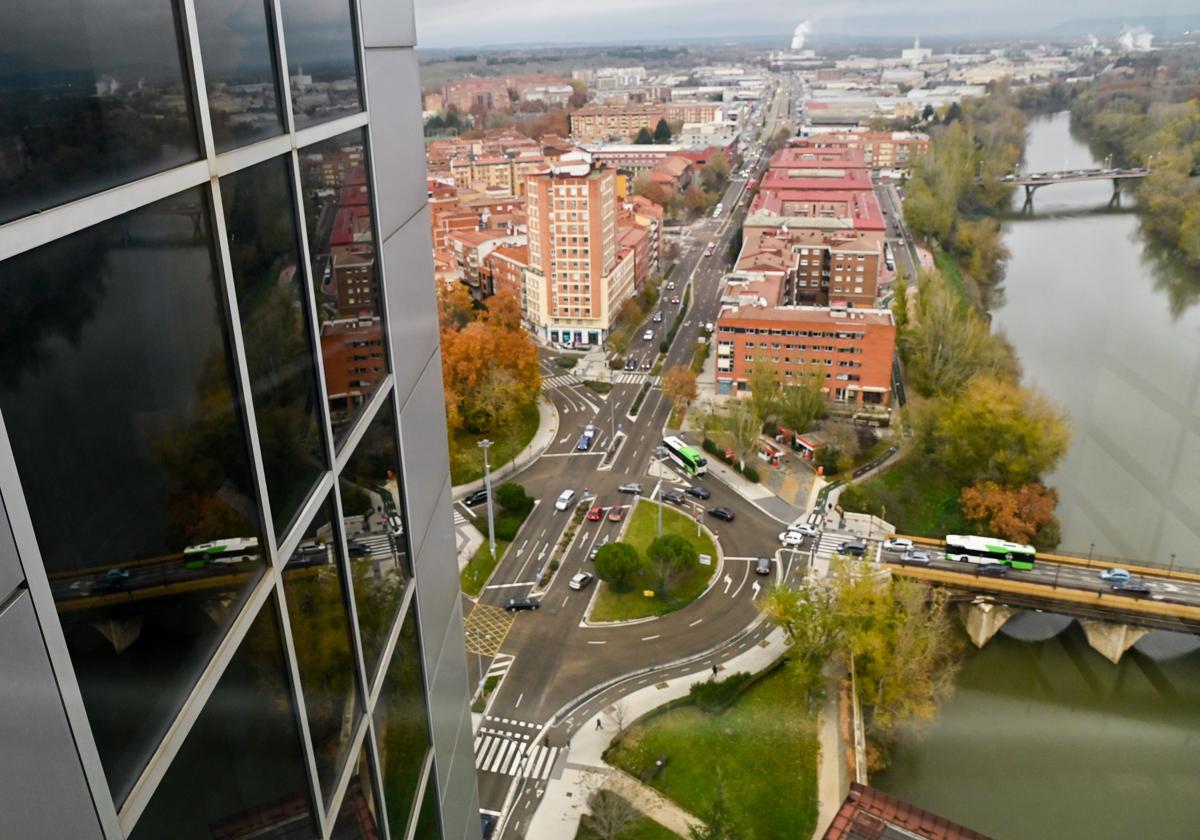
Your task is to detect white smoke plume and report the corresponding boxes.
[1118,26,1154,52]
[791,20,812,51]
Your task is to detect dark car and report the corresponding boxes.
[1112,579,1152,596]
[505,597,540,612]
[624,357,637,371]
[755,556,772,576]
[661,489,686,505]
[837,540,867,557]
[463,488,489,507]
[977,562,1008,577]
[97,567,131,592]
[707,506,735,522]
[346,540,370,558]
[685,485,711,500]
[481,814,496,840]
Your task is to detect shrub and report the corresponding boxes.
[496,481,533,515]
[702,438,720,456]
[741,464,760,483]
[554,356,578,369]
[491,511,526,541]
[630,381,651,416]
[610,357,624,370]
[584,379,613,394]
[659,340,669,354]
[688,671,754,712]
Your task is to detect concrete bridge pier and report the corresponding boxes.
[958,602,1017,648]
[1080,620,1151,664]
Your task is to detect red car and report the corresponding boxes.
[607,506,626,522]
[587,505,603,522]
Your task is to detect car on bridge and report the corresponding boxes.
[1112,579,1151,596]
[569,572,594,591]
[837,540,867,557]
[707,506,735,522]
[900,550,932,566]
[586,505,604,522]
[977,562,1007,577]
[505,596,540,612]
[463,488,489,507]
[1099,568,1131,582]
[883,537,914,552]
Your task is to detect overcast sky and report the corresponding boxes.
[413,0,1193,49]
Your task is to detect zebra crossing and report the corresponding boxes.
[473,729,560,779]
[352,533,398,558]
[486,653,514,682]
[453,508,467,526]
[610,372,650,385]
[543,374,579,389]
[811,531,879,575]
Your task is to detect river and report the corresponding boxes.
[873,113,1200,838]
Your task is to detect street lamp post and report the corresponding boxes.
[478,439,496,560]
[1168,553,1176,580]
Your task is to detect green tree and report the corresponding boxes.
[495,481,532,514]
[933,375,1070,486]
[891,274,910,331]
[701,154,729,192]
[647,533,698,594]
[653,117,672,143]
[776,366,825,435]
[717,396,762,471]
[744,356,779,426]
[594,542,644,590]
[634,126,654,145]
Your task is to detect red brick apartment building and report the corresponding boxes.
[736,223,885,308]
[320,318,386,411]
[715,286,895,405]
[570,102,723,142]
[789,131,930,170]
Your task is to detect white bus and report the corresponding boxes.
[661,436,707,476]
[944,534,1036,570]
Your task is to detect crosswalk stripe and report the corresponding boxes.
[487,740,512,774]
[502,742,526,776]
[476,736,498,770]
[540,747,559,779]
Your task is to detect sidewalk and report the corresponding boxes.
[704,456,805,524]
[451,396,559,498]
[814,663,849,838]
[523,626,790,840]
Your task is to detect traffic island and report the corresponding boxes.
[588,501,719,623]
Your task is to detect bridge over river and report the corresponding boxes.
[999,167,1150,206]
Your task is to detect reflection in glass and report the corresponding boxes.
[281,495,360,806]
[193,0,285,152]
[221,156,328,538]
[279,0,363,128]
[298,129,388,446]
[0,188,264,805]
[373,611,430,836]
[0,0,199,224]
[129,602,317,840]
[413,776,444,840]
[340,402,409,677]
[330,744,383,839]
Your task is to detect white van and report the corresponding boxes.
[554,489,576,511]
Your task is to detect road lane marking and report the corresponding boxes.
[587,640,607,645]
[484,581,539,589]
[514,693,523,709]
[730,565,750,599]
[689,618,704,627]
[641,634,661,641]
[752,581,762,599]
[723,574,732,593]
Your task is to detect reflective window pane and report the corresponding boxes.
[0,188,264,805]
[193,0,285,152]
[413,776,444,840]
[129,602,317,840]
[373,610,430,835]
[222,156,328,538]
[340,401,409,677]
[0,0,199,224]
[279,0,363,129]
[281,496,360,806]
[330,744,383,839]
[298,129,387,447]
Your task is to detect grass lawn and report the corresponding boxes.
[448,400,540,485]
[845,454,968,538]
[590,501,717,622]
[606,657,819,840]
[575,813,682,840]
[460,539,509,598]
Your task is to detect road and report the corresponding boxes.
[461,75,804,835]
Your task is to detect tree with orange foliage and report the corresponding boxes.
[960,481,1060,548]
[661,365,698,419]
[437,280,475,331]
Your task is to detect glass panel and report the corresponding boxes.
[278,0,363,129]
[330,744,383,839]
[281,495,360,806]
[415,772,448,840]
[373,610,429,835]
[129,602,317,839]
[0,0,199,225]
[193,0,285,152]
[0,188,264,805]
[298,129,387,447]
[339,401,409,677]
[221,155,328,539]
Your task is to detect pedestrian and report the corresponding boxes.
[596,717,603,730]
[712,663,719,677]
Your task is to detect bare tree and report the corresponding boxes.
[584,789,638,840]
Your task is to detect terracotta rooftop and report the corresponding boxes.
[824,784,994,840]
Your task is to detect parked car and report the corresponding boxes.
[1099,568,1131,582]
[685,485,711,500]
[554,489,576,511]
[607,506,626,522]
[463,488,489,507]
[755,557,773,576]
[837,540,867,557]
[618,482,642,495]
[1112,579,1151,596]
[505,597,540,612]
[586,505,603,522]
[659,490,685,505]
[707,506,735,522]
[900,550,932,566]
[882,537,913,552]
[779,530,805,547]
[569,572,595,591]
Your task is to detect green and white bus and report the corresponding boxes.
[662,436,707,476]
[944,534,1036,570]
[182,537,260,569]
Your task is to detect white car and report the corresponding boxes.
[643,329,654,341]
[568,572,594,590]
[901,550,932,565]
[554,489,576,511]
[779,530,805,547]
[788,523,819,538]
[882,537,913,553]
